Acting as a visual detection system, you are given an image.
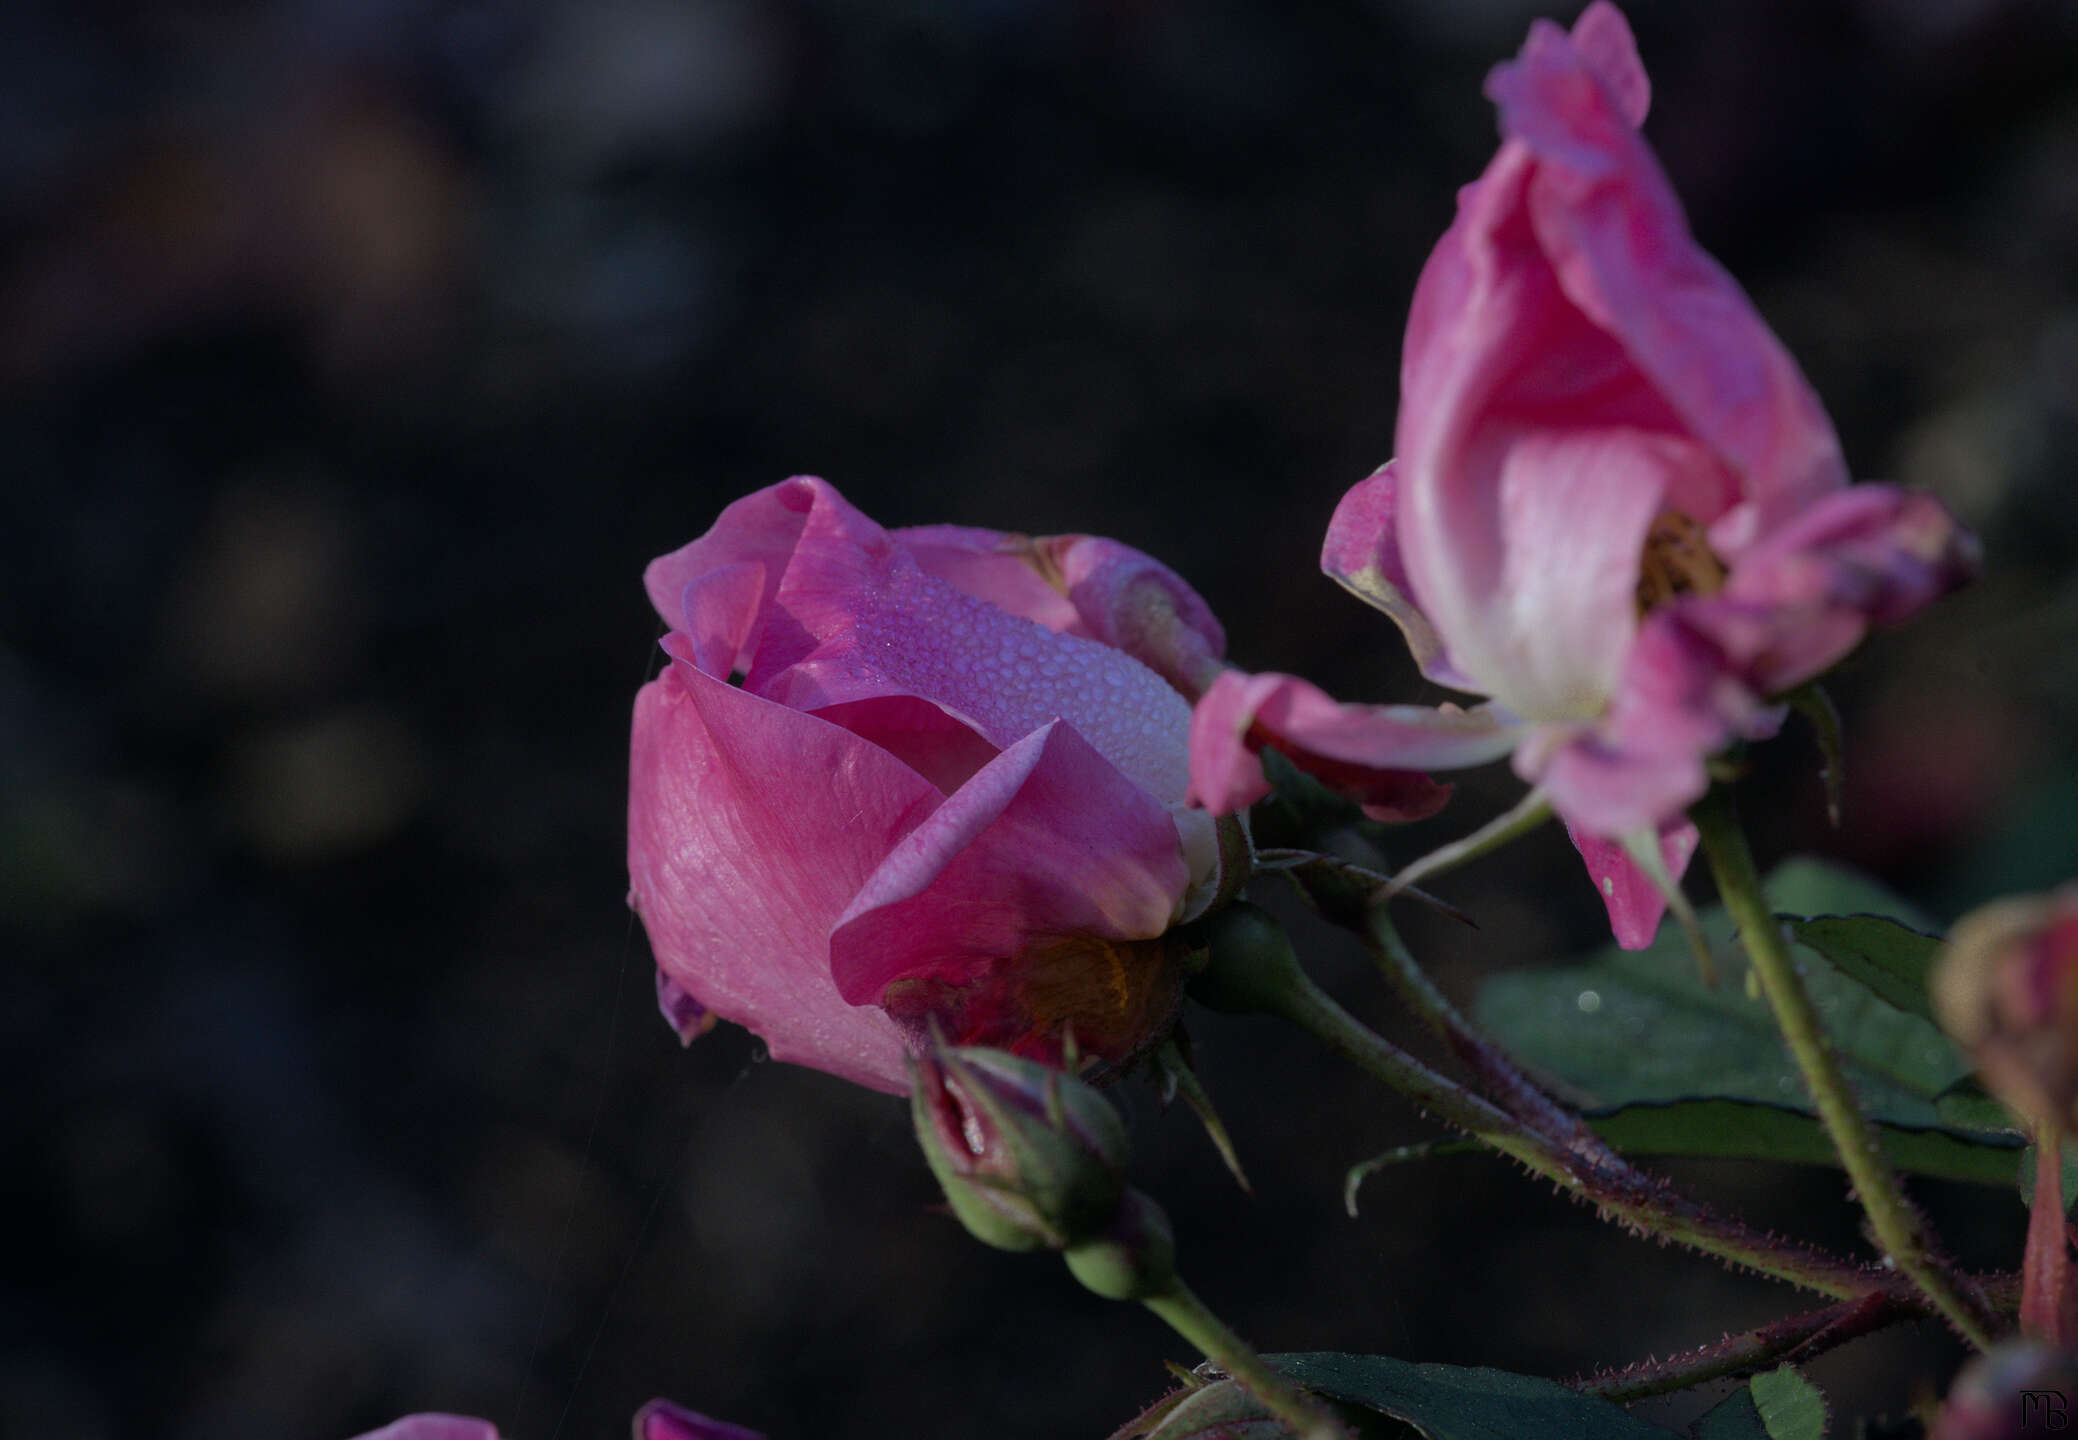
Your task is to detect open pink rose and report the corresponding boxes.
[629,477,1240,1092]
[1189,2,1975,947]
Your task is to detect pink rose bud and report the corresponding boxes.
[632,1398,766,1440]
[1186,1,1976,951]
[910,1042,1129,1252]
[1931,1339,2078,1439]
[1933,886,2078,1130]
[629,478,1277,1091]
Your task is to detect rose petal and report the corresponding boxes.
[1041,534,1227,697]
[673,561,766,678]
[629,660,941,1092]
[1395,152,1714,713]
[1695,484,1981,693]
[809,695,1003,794]
[1527,611,1776,836]
[829,720,1188,1062]
[1320,463,1464,688]
[643,476,831,672]
[1488,11,1847,537]
[748,493,1194,803]
[1569,0,1650,127]
[894,524,1086,634]
[1567,819,1699,951]
[1187,669,1513,819]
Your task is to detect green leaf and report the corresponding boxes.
[2017,1142,2078,1213]
[1934,1079,2020,1135]
[1783,914,1943,1025]
[1262,1353,1678,1438]
[1474,857,2007,1183]
[1580,1097,2024,1187]
[1690,1365,1828,1440]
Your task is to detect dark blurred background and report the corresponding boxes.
[6,0,2078,1436]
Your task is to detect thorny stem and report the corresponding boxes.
[2022,1120,2073,1344]
[1265,966,1888,1299]
[1691,782,2002,1351]
[1359,905,1624,1168]
[1144,1282,1350,1440]
[1577,1272,2023,1403]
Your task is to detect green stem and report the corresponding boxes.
[1267,969,1885,1300]
[1360,907,1624,1167]
[1144,1282,1349,1440]
[1691,783,2000,1350]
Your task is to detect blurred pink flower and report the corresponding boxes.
[634,1397,767,1440]
[348,1399,764,1440]
[348,1418,499,1440]
[630,477,1238,1092]
[1189,2,1975,946]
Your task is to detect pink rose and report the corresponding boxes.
[629,477,1248,1092]
[1190,2,1975,946]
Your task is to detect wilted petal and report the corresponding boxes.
[629,661,942,1092]
[1568,0,1650,126]
[348,1419,499,1440]
[1321,462,1461,687]
[1567,819,1699,950]
[749,494,1194,802]
[1696,484,1981,694]
[633,1397,766,1440]
[1487,7,1846,535]
[655,969,716,1046]
[830,721,1188,1065]
[1188,669,1512,819]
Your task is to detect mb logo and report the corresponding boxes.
[2024,1388,2072,1429]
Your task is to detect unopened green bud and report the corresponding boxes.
[1188,902,1307,1018]
[911,1043,1129,1252]
[1063,1189,1177,1301]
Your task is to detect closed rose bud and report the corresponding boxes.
[630,478,1262,1092]
[1188,902,1309,1020]
[1933,886,2078,1129]
[910,1043,1129,1253]
[1931,1338,2078,1439]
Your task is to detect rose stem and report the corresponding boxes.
[1690,781,2000,1350]
[1142,1282,1350,1440]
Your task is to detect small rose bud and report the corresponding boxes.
[910,1043,1129,1252]
[1931,1338,2078,1439]
[1063,1188,1178,1302]
[1188,902,1308,1019]
[1933,886,2078,1129]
